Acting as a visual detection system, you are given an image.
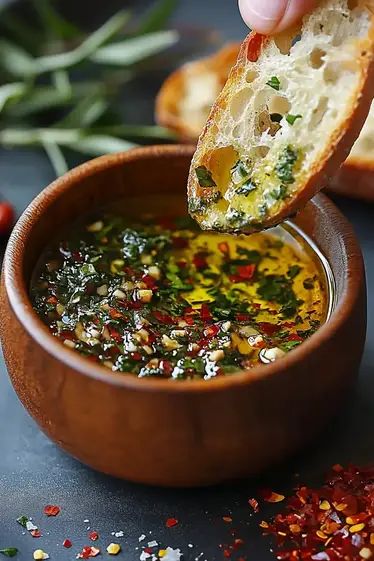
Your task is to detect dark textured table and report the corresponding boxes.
[0,1,373,560]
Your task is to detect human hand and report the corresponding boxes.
[238,0,318,34]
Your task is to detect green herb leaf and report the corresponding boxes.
[32,0,81,40]
[287,265,302,279]
[236,180,257,196]
[137,0,178,34]
[0,549,18,558]
[303,277,315,290]
[286,114,302,126]
[33,10,131,74]
[0,40,35,78]
[281,340,302,351]
[275,145,299,185]
[59,94,108,129]
[43,141,69,177]
[0,82,26,113]
[91,30,179,66]
[195,166,217,188]
[266,76,280,90]
[67,135,137,156]
[257,274,299,318]
[270,184,288,200]
[16,515,28,528]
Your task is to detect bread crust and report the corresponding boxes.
[155,43,240,143]
[327,159,374,201]
[188,2,374,233]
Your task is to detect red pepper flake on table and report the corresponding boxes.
[43,505,60,517]
[76,545,100,559]
[260,464,374,560]
[165,518,178,528]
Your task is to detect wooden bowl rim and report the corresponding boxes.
[2,144,365,394]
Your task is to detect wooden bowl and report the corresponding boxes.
[0,145,367,487]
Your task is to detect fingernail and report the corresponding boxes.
[239,0,289,33]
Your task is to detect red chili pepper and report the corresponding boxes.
[200,304,212,322]
[172,236,189,249]
[44,505,61,517]
[236,313,252,322]
[258,322,279,336]
[237,264,256,280]
[31,530,41,538]
[218,242,230,255]
[0,201,14,236]
[47,296,58,305]
[204,324,220,338]
[108,326,122,343]
[248,498,259,512]
[144,548,153,554]
[223,549,232,558]
[72,250,83,262]
[109,308,123,319]
[89,531,99,541]
[165,517,178,528]
[247,33,266,62]
[142,274,157,289]
[63,539,72,548]
[160,360,173,376]
[153,310,175,325]
[288,333,303,342]
[131,352,142,361]
[193,253,208,270]
[77,546,100,559]
[229,275,242,283]
[177,260,187,269]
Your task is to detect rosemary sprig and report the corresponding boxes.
[0,0,179,176]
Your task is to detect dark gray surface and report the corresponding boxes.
[0,1,373,560]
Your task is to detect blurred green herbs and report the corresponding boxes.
[0,0,179,176]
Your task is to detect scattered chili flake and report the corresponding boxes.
[261,464,374,561]
[222,516,233,523]
[43,505,60,517]
[218,242,229,254]
[89,531,99,541]
[165,517,178,528]
[247,33,267,62]
[261,489,285,503]
[63,539,72,548]
[223,549,232,558]
[248,498,259,513]
[31,530,42,538]
[76,546,100,559]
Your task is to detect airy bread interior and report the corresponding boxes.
[188,0,374,233]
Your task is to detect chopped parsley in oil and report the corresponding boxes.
[31,214,327,380]
[195,165,217,188]
[275,145,299,185]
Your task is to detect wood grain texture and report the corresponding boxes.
[0,145,367,487]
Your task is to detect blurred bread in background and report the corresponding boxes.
[156,45,374,201]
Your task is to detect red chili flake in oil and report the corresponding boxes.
[247,33,267,62]
[200,304,212,322]
[63,539,72,548]
[165,517,178,528]
[237,264,256,280]
[260,464,374,561]
[43,505,61,516]
[89,531,99,541]
[218,242,230,255]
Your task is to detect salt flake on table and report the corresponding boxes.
[26,521,38,531]
[138,534,146,542]
[148,541,158,548]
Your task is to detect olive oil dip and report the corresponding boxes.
[31,213,331,380]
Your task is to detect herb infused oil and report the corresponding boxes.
[31,211,330,380]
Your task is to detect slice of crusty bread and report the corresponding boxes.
[155,44,240,143]
[329,100,374,200]
[187,0,374,234]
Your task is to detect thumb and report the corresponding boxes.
[238,0,318,35]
